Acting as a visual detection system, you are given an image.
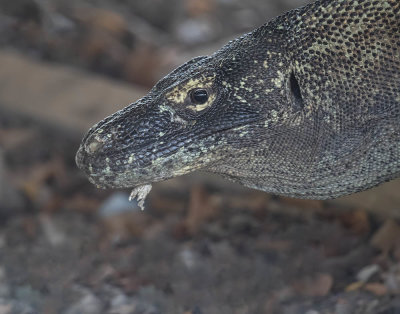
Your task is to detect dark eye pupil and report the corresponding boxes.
[191,89,208,104]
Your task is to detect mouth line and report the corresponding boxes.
[85,116,263,187]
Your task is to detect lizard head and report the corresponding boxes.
[76,34,294,190]
[76,0,400,200]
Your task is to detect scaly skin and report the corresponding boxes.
[76,0,400,200]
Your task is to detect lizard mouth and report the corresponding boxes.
[75,128,217,189]
[75,112,261,190]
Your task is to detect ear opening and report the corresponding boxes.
[289,71,304,111]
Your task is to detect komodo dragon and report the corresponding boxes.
[76,0,400,209]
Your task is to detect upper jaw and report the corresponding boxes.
[76,115,264,189]
[76,125,211,189]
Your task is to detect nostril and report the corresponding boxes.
[85,135,105,154]
[86,138,103,153]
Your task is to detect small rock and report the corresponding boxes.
[175,18,215,45]
[65,293,103,314]
[99,192,139,217]
[356,264,381,283]
[110,294,130,308]
[48,12,76,34]
[10,301,35,314]
[14,285,42,309]
[335,299,352,314]
[136,286,164,314]
[0,303,11,314]
[109,294,137,314]
[179,247,199,270]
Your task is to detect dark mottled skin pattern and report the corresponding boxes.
[76,0,400,199]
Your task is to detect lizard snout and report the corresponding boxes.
[75,143,92,179]
[75,130,110,185]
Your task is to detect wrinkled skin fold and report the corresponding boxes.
[76,0,400,200]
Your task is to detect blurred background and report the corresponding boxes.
[0,0,399,313]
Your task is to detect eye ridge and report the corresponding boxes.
[190,88,209,104]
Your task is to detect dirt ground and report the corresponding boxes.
[0,0,399,313]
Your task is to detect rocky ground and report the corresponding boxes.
[0,0,399,313]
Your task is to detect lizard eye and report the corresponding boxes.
[190,88,208,104]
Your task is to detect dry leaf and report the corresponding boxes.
[356,264,381,283]
[338,209,370,235]
[345,281,364,292]
[364,282,388,296]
